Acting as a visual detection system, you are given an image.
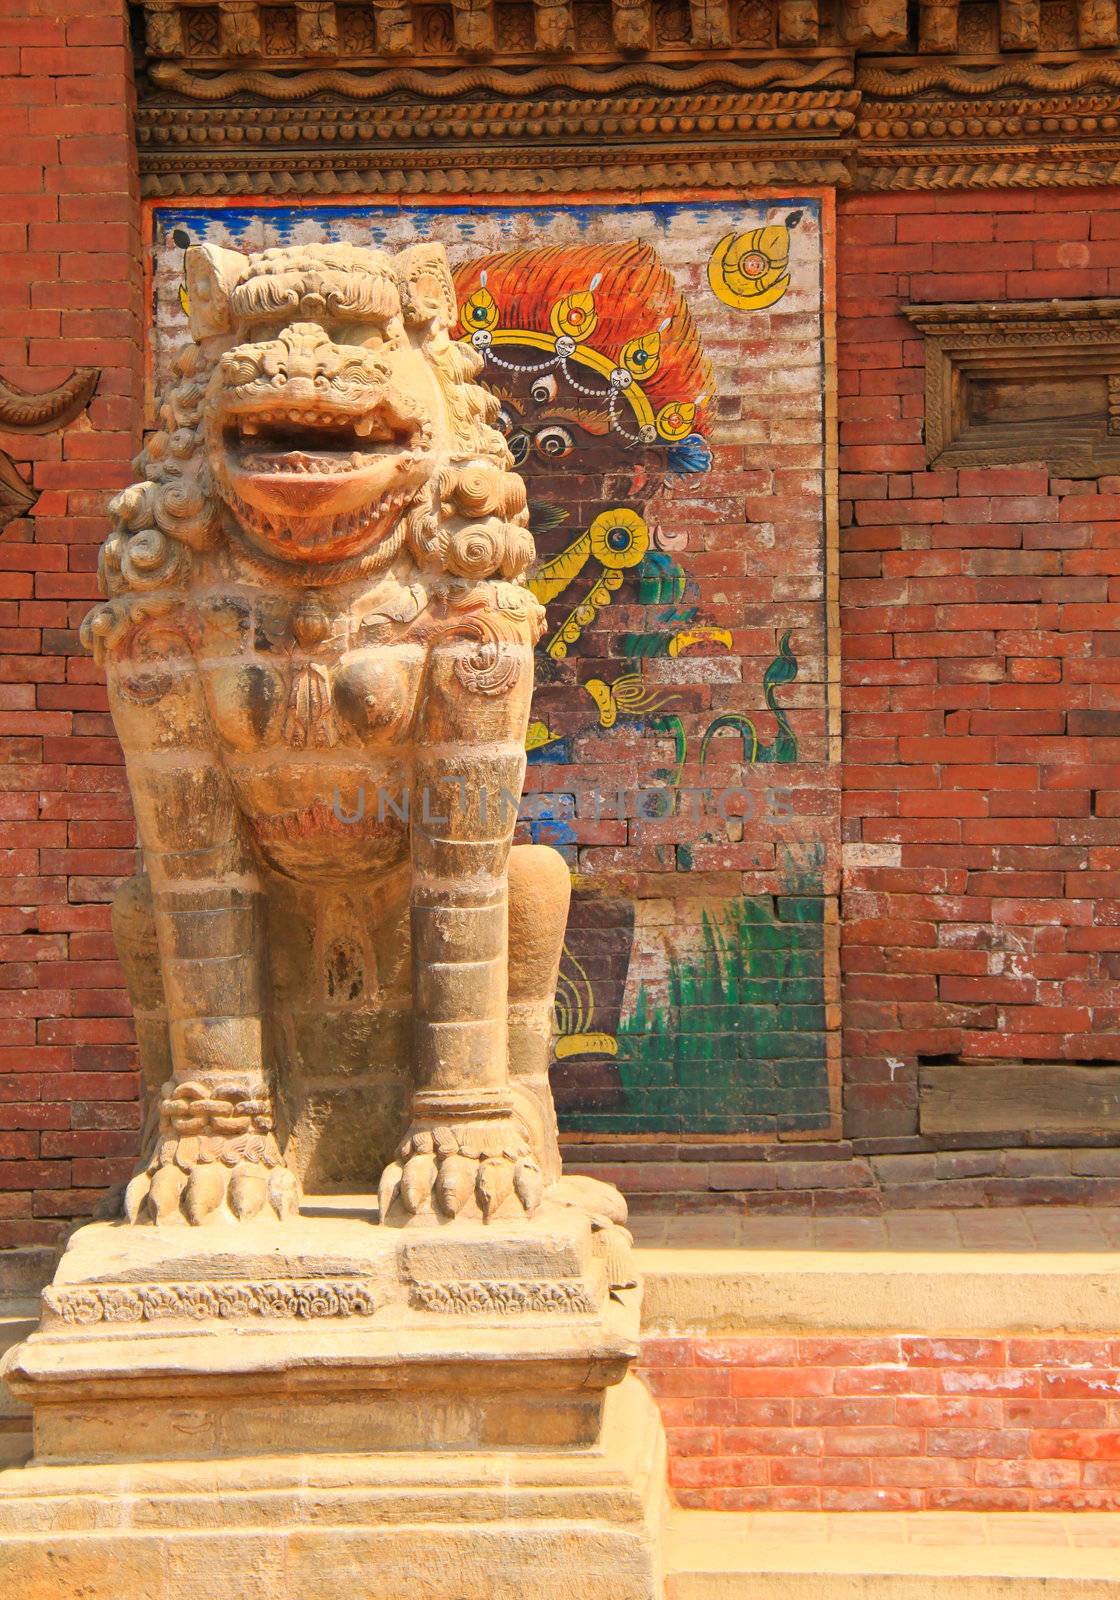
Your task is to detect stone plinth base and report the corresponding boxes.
[0,1200,665,1597]
[3,1201,631,1463]
[0,1374,666,1600]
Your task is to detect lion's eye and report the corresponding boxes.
[530,374,558,406]
[533,425,573,460]
[508,431,530,466]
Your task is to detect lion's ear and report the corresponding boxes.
[395,243,457,336]
[184,244,244,341]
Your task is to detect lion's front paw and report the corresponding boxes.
[125,1147,301,1227]
[122,1079,302,1226]
[379,1119,544,1224]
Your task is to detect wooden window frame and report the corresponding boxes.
[903,297,1120,477]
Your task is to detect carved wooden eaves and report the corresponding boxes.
[132,0,1120,195]
[135,0,1119,66]
[904,298,1120,477]
[139,0,906,67]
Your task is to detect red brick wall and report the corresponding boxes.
[838,188,1120,1142]
[643,1333,1120,1511]
[0,0,142,1246]
[2,153,1120,1235]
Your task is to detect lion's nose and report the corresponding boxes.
[275,323,336,384]
[275,375,318,399]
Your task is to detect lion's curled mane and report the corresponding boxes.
[83,241,537,662]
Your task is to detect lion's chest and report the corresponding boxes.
[194,602,427,879]
[200,648,422,755]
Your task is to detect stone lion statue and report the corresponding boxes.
[83,240,621,1240]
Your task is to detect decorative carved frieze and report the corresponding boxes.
[612,0,653,48]
[136,84,858,195]
[689,0,732,46]
[45,1279,383,1323]
[1079,0,1119,45]
[131,0,1072,61]
[296,0,339,51]
[218,0,262,53]
[144,0,185,53]
[452,0,496,53]
[853,54,1120,187]
[145,54,848,92]
[534,0,575,50]
[411,1279,599,1313]
[373,0,414,52]
[777,0,818,44]
[999,0,1040,47]
[918,0,958,50]
[130,0,1120,194]
[904,298,1120,475]
[839,0,907,45]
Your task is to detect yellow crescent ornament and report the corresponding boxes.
[460,285,499,334]
[550,289,598,343]
[619,331,662,382]
[655,401,696,442]
[707,224,792,311]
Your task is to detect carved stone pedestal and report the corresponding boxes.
[0,1202,667,1600]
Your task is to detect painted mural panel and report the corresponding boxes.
[148,198,839,1139]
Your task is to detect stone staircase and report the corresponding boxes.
[648,1207,1120,1591]
[4,1216,1120,1595]
[667,1509,1120,1595]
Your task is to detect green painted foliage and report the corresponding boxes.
[613,892,830,1133]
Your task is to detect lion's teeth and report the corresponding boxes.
[354,419,373,437]
[242,421,258,437]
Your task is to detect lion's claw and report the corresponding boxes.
[380,1118,541,1223]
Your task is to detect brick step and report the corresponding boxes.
[636,1209,1120,1513]
[667,1510,1120,1596]
[7,1210,1120,1505]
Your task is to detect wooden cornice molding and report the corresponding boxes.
[130,0,1120,194]
[857,56,1120,189]
[139,99,856,196]
[145,56,851,94]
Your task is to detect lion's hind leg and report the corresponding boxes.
[111,873,171,1164]
[506,843,570,1186]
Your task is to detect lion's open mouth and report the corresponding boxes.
[224,408,413,477]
